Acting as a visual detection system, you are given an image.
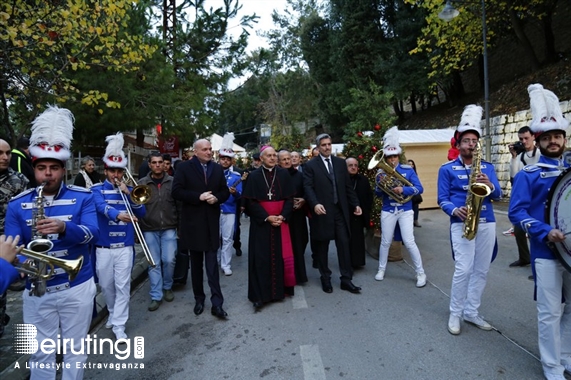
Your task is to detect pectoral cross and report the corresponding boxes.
[267,191,273,200]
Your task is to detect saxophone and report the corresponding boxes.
[27,182,54,296]
[462,142,492,240]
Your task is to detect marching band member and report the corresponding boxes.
[5,105,99,379]
[0,235,22,294]
[91,133,145,341]
[217,133,242,276]
[437,104,502,336]
[509,84,571,380]
[374,126,426,287]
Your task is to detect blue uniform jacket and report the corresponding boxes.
[220,170,242,214]
[91,180,146,247]
[509,155,569,262]
[375,164,423,212]
[438,156,502,224]
[0,258,19,294]
[5,183,99,289]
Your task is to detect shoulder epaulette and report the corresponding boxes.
[400,164,412,169]
[441,160,454,167]
[66,184,92,193]
[523,165,541,172]
[9,188,34,201]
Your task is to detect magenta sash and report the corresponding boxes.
[260,200,296,287]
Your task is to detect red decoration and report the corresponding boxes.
[357,131,363,137]
[358,154,364,160]
[374,124,381,131]
[371,146,378,152]
[369,221,374,228]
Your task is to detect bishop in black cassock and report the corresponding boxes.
[242,147,295,310]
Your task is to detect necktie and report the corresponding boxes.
[202,163,208,183]
[325,158,338,204]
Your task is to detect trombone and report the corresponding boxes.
[114,171,156,268]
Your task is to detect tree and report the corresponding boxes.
[0,0,157,142]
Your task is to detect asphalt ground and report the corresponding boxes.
[2,199,567,380]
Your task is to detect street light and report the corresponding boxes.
[439,0,491,161]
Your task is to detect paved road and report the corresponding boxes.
[4,204,566,379]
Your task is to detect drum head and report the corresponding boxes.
[546,167,571,271]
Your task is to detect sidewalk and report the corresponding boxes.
[0,246,150,380]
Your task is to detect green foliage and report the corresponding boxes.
[270,125,306,152]
[0,0,157,142]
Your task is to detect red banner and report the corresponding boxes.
[158,136,179,158]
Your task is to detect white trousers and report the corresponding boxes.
[449,222,495,317]
[23,279,96,380]
[96,246,133,334]
[378,209,424,274]
[535,258,571,377]
[218,213,235,271]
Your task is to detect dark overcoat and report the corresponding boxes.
[171,157,230,251]
[303,156,360,241]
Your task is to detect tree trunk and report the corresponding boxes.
[136,128,145,147]
[410,93,417,114]
[542,13,558,64]
[508,5,541,71]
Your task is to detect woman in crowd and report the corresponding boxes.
[73,156,101,188]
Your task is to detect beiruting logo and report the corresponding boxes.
[13,324,144,360]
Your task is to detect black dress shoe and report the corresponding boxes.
[340,281,361,294]
[252,302,263,310]
[211,306,228,319]
[509,260,530,267]
[235,248,242,257]
[321,279,333,293]
[193,302,204,316]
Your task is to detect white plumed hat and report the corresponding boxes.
[528,83,569,137]
[103,132,127,168]
[456,104,483,139]
[219,132,235,158]
[29,105,74,165]
[382,126,402,156]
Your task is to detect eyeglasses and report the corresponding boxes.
[150,161,163,165]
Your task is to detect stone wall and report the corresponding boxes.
[486,100,571,198]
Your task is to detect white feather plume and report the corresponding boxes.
[457,104,483,137]
[219,132,235,158]
[528,83,569,135]
[103,132,127,168]
[382,126,402,156]
[29,105,74,162]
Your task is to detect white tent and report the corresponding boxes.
[208,133,246,154]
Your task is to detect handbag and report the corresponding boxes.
[412,194,423,204]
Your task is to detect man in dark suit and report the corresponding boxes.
[172,139,230,319]
[303,134,363,294]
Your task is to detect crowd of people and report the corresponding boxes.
[0,82,570,379]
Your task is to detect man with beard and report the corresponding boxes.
[242,146,295,310]
[509,84,571,380]
[346,157,373,268]
[5,106,99,379]
[172,139,230,319]
[437,105,502,336]
[304,134,362,294]
[278,149,308,283]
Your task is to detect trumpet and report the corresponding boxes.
[114,178,156,268]
[14,238,83,296]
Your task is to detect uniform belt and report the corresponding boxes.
[96,243,125,249]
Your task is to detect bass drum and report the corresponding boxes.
[546,167,571,272]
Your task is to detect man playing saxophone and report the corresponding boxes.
[437,105,502,336]
[373,126,427,288]
[5,106,99,380]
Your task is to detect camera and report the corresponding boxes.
[512,141,526,155]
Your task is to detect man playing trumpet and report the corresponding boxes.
[91,133,146,341]
[373,126,427,288]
